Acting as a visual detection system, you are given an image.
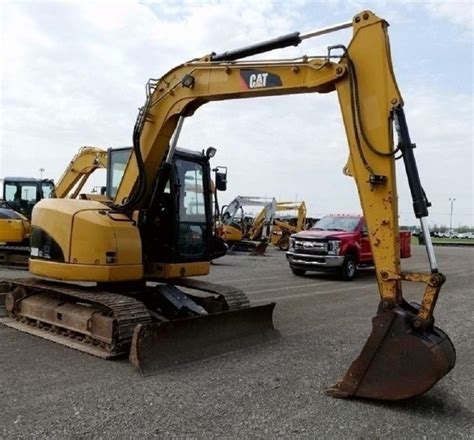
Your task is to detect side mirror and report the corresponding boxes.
[214,166,228,191]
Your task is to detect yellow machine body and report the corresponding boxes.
[30,199,143,281]
[0,216,30,244]
[221,223,244,242]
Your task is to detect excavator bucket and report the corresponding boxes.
[326,305,456,401]
[129,303,279,375]
[249,240,269,256]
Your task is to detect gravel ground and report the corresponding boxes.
[0,245,473,439]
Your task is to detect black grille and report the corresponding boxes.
[294,238,328,255]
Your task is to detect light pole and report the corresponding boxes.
[449,198,456,233]
[39,168,45,179]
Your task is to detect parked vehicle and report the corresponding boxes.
[286,214,411,281]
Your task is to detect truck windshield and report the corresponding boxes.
[312,216,360,232]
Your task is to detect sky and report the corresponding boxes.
[0,0,473,227]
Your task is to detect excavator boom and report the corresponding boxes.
[54,146,108,198]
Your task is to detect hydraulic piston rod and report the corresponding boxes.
[394,106,438,272]
[211,20,352,62]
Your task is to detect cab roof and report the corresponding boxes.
[4,177,54,183]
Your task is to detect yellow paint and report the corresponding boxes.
[270,201,307,246]
[31,198,142,271]
[222,224,244,242]
[54,146,108,198]
[30,259,143,282]
[0,218,29,243]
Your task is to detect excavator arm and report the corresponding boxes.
[271,202,307,250]
[221,196,276,223]
[54,146,108,198]
[274,201,307,232]
[247,198,277,240]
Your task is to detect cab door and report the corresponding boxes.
[175,157,211,261]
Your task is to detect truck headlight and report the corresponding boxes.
[327,240,341,255]
[289,237,296,251]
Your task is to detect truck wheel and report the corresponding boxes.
[291,267,306,276]
[339,255,357,281]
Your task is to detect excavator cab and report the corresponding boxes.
[105,146,223,266]
[0,177,54,252]
[142,148,215,266]
[3,177,54,219]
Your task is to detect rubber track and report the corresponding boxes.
[3,278,253,357]
[0,245,29,269]
[6,278,152,353]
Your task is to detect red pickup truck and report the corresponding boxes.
[286,214,411,281]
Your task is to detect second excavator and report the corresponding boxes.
[270,201,307,251]
[1,11,455,400]
[219,195,277,253]
[0,146,109,267]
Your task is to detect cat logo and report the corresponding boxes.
[249,73,269,88]
[240,69,282,90]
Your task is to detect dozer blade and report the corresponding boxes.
[326,306,456,401]
[130,303,279,375]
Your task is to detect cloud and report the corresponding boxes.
[423,1,473,34]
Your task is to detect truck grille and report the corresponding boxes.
[294,239,328,255]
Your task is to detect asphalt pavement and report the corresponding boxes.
[0,245,473,439]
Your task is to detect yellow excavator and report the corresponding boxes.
[270,201,307,250]
[1,11,455,400]
[0,177,55,264]
[219,196,277,253]
[0,146,108,267]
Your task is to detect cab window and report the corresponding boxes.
[5,182,38,215]
[107,149,132,200]
[176,159,208,257]
[42,183,54,199]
